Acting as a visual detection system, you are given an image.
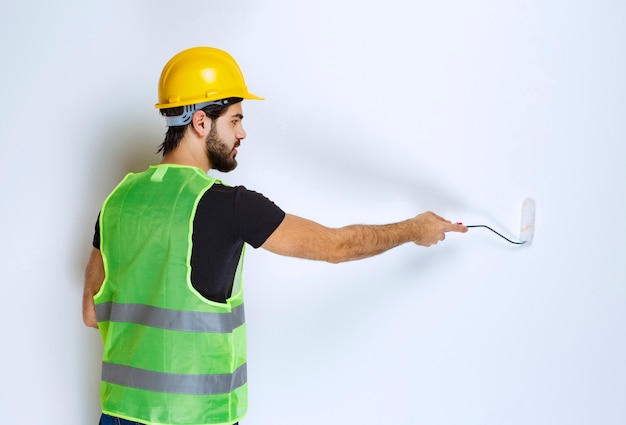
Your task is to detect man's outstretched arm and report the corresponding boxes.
[262,212,467,264]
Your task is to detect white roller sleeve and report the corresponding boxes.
[519,198,536,245]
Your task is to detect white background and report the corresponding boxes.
[1,0,625,424]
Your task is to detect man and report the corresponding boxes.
[83,46,467,425]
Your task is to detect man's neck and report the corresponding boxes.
[161,143,210,173]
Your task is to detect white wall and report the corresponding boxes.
[2,0,625,423]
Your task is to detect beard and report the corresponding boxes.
[205,125,238,172]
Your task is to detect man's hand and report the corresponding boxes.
[410,211,468,247]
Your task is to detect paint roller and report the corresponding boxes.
[465,198,535,245]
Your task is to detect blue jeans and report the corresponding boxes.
[100,413,238,424]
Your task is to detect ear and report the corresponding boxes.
[190,110,210,137]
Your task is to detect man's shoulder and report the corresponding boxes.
[202,183,281,210]
[206,183,264,198]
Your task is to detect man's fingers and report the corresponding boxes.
[445,222,468,233]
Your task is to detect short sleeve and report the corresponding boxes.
[232,186,285,248]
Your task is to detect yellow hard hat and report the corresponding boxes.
[155,46,263,110]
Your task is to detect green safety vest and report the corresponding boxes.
[94,164,247,425]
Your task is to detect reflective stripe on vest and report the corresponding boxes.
[102,362,247,395]
[96,302,245,333]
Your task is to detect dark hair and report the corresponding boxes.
[157,97,243,155]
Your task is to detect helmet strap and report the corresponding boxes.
[164,99,233,127]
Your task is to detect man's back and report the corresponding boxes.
[96,164,248,425]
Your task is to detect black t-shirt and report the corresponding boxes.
[93,183,285,303]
